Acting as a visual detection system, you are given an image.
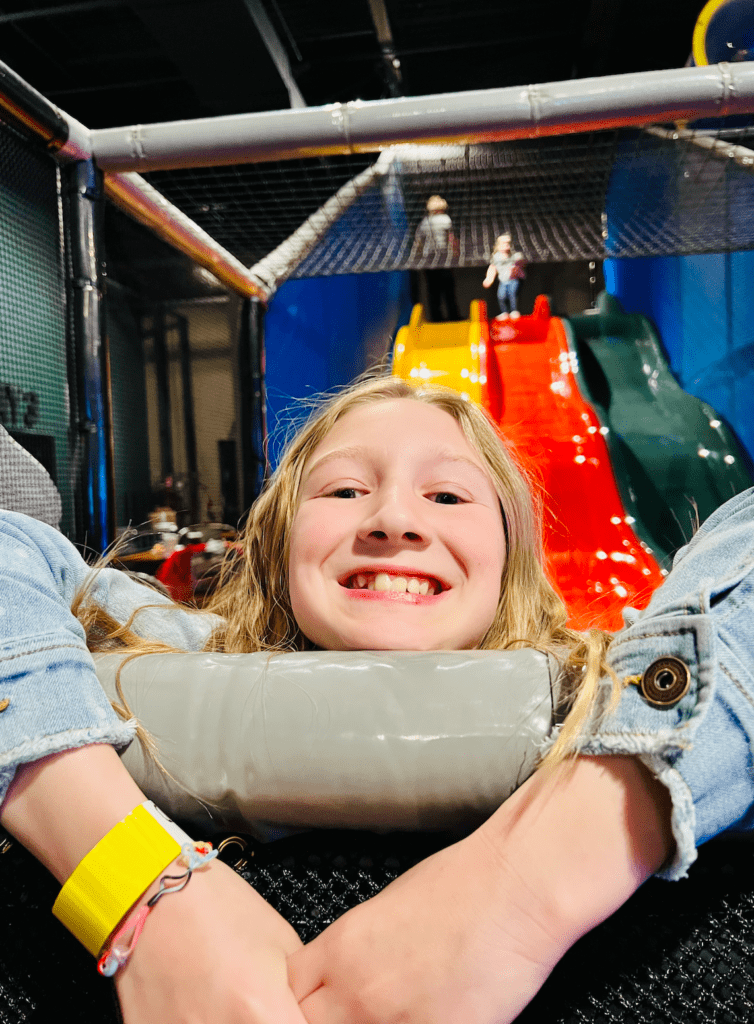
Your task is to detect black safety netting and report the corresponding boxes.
[142,122,754,286]
[0,119,73,536]
[144,153,375,270]
[3,825,754,1024]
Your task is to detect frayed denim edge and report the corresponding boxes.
[639,751,697,881]
[540,726,698,881]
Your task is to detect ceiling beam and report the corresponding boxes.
[0,0,122,24]
[367,0,402,97]
[241,0,305,108]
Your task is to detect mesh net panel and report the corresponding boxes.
[0,121,71,534]
[607,126,754,258]
[145,154,375,268]
[142,122,754,287]
[104,116,754,539]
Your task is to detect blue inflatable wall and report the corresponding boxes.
[604,253,754,465]
[264,271,412,468]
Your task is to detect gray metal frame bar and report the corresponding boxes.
[0,58,90,160]
[644,124,754,174]
[90,63,754,173]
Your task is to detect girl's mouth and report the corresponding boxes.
[340,570,444,596]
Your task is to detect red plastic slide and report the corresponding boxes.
[482,297,665,631]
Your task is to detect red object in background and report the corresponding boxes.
[155,543,206,603]
[481,297,665,632]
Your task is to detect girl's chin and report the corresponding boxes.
[329,626,454,652]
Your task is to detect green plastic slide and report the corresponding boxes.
[566,292,753,562]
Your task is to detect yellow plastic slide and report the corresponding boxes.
[392,301,487,406]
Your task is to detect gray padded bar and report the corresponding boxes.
[95,649,555,837]
[90,64,754,172]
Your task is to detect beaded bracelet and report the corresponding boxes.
[97,840,218,977]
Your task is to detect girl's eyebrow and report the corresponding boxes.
[307,445,490,483]
[431,450,491,483]
[306,445,369,475]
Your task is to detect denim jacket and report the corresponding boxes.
[1,492,753,880]
[559,485,754,879]
[0,510,216,805]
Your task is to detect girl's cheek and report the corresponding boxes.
[290,505,342,563]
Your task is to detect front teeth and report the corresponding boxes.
[365,573,434,595]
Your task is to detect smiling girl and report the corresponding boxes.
[1,376,752,1024]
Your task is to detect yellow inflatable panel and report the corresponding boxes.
[392,302,487,405]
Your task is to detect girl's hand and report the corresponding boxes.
[116,857,309,1024]
[288,828,555,1024]
[289,756,673,1024]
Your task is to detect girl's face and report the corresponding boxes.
[288,399,507,651]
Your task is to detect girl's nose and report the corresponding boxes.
[357,490,428,546]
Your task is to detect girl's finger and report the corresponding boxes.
[297,988,349,1024]
[287,943,326,1003]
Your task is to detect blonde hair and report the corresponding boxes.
[80,376,614,763]
[426,195,448,214]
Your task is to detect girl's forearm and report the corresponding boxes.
[2,745,311,1024]
[478,755,674,959]
[0,744,146,882]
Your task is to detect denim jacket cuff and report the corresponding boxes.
[547,613,721,880]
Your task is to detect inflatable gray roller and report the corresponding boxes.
[95,649,558,838]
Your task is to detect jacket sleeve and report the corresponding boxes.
[0,510,138,806]
[561,487,754,880]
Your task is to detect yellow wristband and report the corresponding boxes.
[52,802,192,956]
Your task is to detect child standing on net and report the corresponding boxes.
[412,195,460,322]
[1,376,753,1024]
[483,232,526,319]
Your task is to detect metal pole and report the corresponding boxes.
[90,63,754,173]
[151,311,174,485]
[63,159,114,553]
[238,297,268,510]
[103,172,268,300]
[0,59,90,160]
[250,151,394,295]
[174,312,200,522]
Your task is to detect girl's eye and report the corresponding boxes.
[326,487,363,499]
[428,492,463,505]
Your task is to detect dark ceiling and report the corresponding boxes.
[1,0,707,130]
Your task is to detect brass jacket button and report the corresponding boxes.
[639,657,691,707]
[0,698,9,713]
